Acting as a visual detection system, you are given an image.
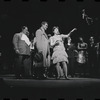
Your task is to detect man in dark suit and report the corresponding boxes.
[13,26,31,79]
[88,37,98,77]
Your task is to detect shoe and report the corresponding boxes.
[56,76,60,80]
[71,75,74,78]
[15,74,22,79]
[39,74,47,80]
[65,76,69,80]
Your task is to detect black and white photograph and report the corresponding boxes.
[0,0,100,100]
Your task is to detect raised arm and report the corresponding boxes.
[61,34,69,38]
[61,28,77,38]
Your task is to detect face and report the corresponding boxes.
[79,37,83,41]
[90,37,94,42]
[53,28,59,35]
[43,23,48,30]
[23,27,29,35]
[26,31,29,36]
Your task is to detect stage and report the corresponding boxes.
[0,75,100,100]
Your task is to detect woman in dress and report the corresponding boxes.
[77,37,88,77]
[50,26,76,79]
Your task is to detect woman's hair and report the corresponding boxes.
[52,26,59,32]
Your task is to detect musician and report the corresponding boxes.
[96,38,100,77]
[88,36,98,77]
[50,26,76,79]
[65,37,76,77]
[77,37,88,77]
[13,26,31,79]
[35,21,50,79]
[30,35,36,76]
[77,37,87,62]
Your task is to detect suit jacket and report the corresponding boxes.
[35,28,50,67]
[13,32,30,55]
[35,29,49,53]
[65,43,76,58]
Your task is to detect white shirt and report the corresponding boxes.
[21,34,31,46]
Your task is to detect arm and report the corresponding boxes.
[61,34,69,38]
[60,31,73,38]
[77,43,81,49]
[30,37,36,47]
[61,28,77,38]
[50,37,55,47]
[33,37,36,46]
[85,43,88,49]
[35,30,42,46]
[12,34,19,53]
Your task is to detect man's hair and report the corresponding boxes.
[41,21,48,26]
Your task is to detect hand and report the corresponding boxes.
[0,52,1,56]
[68,28,77,37]
[55,40,60,45]
[15,50,19,54]
[71,28,77,32]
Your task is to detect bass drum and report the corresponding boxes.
[77,50,87,64]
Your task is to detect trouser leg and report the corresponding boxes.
[15,55,23,78]
[23,55,31,78]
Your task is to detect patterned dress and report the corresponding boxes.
[50,34,68,64]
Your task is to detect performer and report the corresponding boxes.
[13,26,31,79]
[77,37,88,77]
[30,35,36,76]
[88,36,98,77]
[50,26,77,79]
[65,37,76,77]
[35,21,50,79]
[96,39,100,77]
[77,37,87,63]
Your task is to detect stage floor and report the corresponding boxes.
[0,75,100,100]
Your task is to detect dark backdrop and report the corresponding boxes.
[0,0,100,73]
